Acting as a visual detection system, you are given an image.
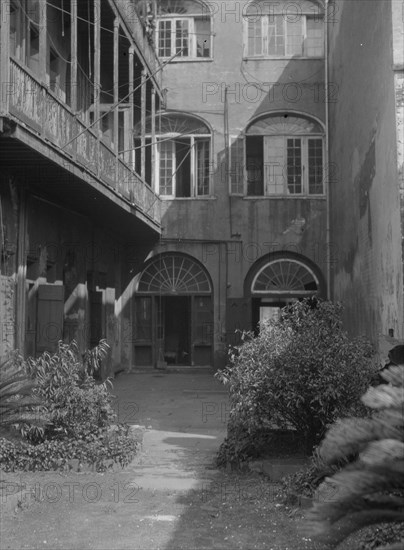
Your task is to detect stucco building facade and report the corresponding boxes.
[1,0,403,372]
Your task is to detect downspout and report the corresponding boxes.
[224,85,233,237]
[325,0,331,300]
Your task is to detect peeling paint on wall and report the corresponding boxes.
[358,133,376,219]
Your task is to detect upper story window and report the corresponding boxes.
[230,114,325,197]
[156,0,212,59]
[245,0,324,58]
[154,114,211,198]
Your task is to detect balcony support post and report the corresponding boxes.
[141,69,146,181]
[16,186,27,355]
[71,0,78,112]
[0,0,10,115]
[151,87,156,191]
[39,0,47,82]
[94,0,101,175]
[129,46,135,179]
[114,18,119,187]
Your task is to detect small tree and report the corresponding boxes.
[217,299,376,462]
[306,363,404,550]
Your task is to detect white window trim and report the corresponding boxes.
[156,14,212,60]
[244,13,324,59]
[244,134,325,197]
[156,134,212,198]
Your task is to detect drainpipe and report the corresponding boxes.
[325,0,331,300]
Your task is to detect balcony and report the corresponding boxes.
[7,58,161,228]
[114,0,161,88]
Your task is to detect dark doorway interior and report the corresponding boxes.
[176,139,191,197]
[252,298,288,336]
[164,296,191,364]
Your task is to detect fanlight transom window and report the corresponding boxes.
[251,259,319,294]
[138,255,211,294]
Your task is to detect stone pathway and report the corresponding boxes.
[0,372,329,550]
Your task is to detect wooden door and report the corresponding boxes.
[89,290,103,348]
[133,296,153,366]
[192,295,213,366]
[36,284,64,353]
[226,297,252,347]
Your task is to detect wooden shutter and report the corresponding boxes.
[229,136,245,194]
[36,284,64,353]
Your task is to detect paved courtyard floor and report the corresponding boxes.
[1,371,330,550]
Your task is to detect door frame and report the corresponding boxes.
[134,293,213,367]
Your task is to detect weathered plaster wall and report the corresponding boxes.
[0,169,138,375]
[153,0,328,365]
[328,0,404,344]
[0,177,18,360]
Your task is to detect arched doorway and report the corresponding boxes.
[244,253,326,332]
[134,253,213,367]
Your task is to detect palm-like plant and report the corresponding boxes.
[82,338,110,379]
[306,363,404,549]
[0,356,45,440]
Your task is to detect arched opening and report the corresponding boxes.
[245,113,325,196]
[134,113,212,197]
[134,253,213,367]
[245,253,325,330]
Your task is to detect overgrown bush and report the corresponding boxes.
[0,424,138,472]
[306,363,404,550]
[0,340,138,472]
[0,355,46,440]
[216,299,376,464]
[23,340,114,442]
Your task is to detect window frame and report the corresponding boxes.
[237,133,325,197]
[156,14,212,60]
[249,134,325,198]
[156,133,212,198]
[245,13,324,59]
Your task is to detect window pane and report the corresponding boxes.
[195,18,210,57]
[158,20,172,57]
[267,16,284,55]
[286,138,302,194]
[176,20,189,56]
[285,19,303,56]
[306,17,324,57]
[196,139,210,196]
[159,140,174,195]
[248,19,263,56]
[308,139,324,194]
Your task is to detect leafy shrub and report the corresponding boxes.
[0,340,138,472]
[24,340,114,442]
[216,299,376,463]
[306,364,404,550]
[0,355,46,440]
[0,424,138,472]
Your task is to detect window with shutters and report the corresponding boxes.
[245,1,324,58]
[156,1,212,60]
[148,114,211,198]
[243,114,325,197]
